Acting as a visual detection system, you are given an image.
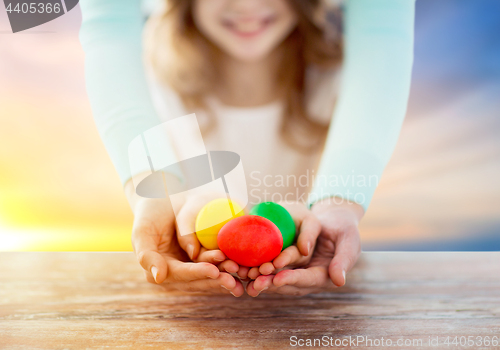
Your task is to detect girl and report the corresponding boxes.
[80,0,415,297]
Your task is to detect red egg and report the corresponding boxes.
[217,215,283,267]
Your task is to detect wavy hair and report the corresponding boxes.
[145,0,343,151]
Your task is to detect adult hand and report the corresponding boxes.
[125,175,244,297]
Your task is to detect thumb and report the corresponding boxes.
[175,200,202,260]
[296,213,322,256]
[132,227,168,284]
[328,229,361,287]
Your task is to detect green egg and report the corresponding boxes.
[249,202,296,250]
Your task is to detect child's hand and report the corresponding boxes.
[129,194,244,297]
[243,201,322,280]
[246,198,363,297]
[173,193,241,276]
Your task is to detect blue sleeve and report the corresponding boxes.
[308,0,416,211]
[79,0,177,185]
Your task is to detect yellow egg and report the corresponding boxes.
[195,198,244,250]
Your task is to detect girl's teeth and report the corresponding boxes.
[234,21,263,33]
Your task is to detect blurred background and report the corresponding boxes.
[0,0,499,251]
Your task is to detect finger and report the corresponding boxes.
[328,229,361,287]
[143,270,156,284]
[218,260,239,274]
[245,277,313,296]
[237,266,250,279]
[246,280,268,297]
[261,284,316,296]
[272,246,302,269]
[195,248,226,264]
[216,273,247,297]
[273,266,330,289]
[215,271,237,290]
[167,259,219,282]
[248,267,261,280]
[172,273,242,296]
[252,275,274,292]
[175,201,202,260]
[132,227,168,284]
[247,277,308,297]
[220,278,245,297]
[229,278,245,297]
[170,276,230,293]
[296,214,322,256]
[258,262,275,276]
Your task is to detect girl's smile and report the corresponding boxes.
[193,0,298,62]
[221,13,277,39]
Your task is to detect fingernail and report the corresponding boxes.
[257,286,268,296]
[151,266,158,283]
[306,242,311,255]
[187,244,194,260]
[342,270,346,284]
[221,285,230,290]
[214,257,225,262]
[230,291,237,297]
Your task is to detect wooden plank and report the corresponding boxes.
[0,252,499,349]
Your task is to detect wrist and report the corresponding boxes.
[125,172,151,214]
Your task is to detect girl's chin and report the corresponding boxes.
[224,46,275,63]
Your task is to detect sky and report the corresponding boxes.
[0,0,499,251]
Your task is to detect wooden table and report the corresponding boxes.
[1,252,499,349]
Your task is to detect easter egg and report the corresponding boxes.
[217,215,283,267]
[249,202,296,250]
[195,198,244,250]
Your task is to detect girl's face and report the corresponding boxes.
[193,0,298,62]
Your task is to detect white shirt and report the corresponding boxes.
[147,67,340,206]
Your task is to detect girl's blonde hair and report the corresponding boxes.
[145,0,343,151]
